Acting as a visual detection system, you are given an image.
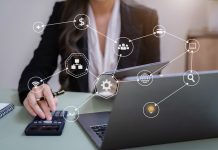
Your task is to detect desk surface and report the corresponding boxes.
[1,90,218,150]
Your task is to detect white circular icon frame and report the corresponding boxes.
[113,37,134,58]
[137,70,153,86]
[27,76,44,94]
[63,105,80,123]
[73,14,90,30]
[143,102,160,119]
[183,70,200,87]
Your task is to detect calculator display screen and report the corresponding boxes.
[29,125,60,132]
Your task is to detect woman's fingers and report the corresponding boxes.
[23,99,37,117]
[43,84,56,112]
[32,86,43,100]
[27,92,45,119]
[23,84,58,120]
[38,100,52,120]
[54,97,58,106]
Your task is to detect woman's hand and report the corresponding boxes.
[23,84,57,120]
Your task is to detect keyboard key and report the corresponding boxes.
[91,124,108,141]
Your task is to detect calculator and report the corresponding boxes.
[25,110,68,136]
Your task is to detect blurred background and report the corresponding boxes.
[0,0,218,90]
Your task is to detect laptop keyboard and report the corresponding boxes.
[91,124,108,141]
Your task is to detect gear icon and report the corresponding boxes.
[101,79,113,91]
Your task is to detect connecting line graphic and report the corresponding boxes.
[40,68,68,82]
[87,25,117,43]
[165,32,188,43]
[190,52,194,71]
[45,20,75,27]
[117,80,137,83]
[113,54,122,74]
[77,94,95,110]
[129,33,154,42]
[156,83,187,105]
[152,50,189,75]
[32,17,201,119]
[86,68,98,79]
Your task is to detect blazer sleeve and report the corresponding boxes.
[18,2,64,104]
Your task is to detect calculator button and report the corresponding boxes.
[60,111,63,117]
[54,111,60,117]
[53,121,58,124]
[43,120,52,124]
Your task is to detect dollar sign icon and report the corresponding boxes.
[79,17,85,26]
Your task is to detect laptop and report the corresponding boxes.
[77,70,218,150]
[112,61,169,78]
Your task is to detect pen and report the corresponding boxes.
[36,90,65,101]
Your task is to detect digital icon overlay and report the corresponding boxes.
[63,105,79,123]
[137,70,153,86]
[95,74,119,99]
[114,37,134,57]
[33,22,45,33]
[65,53,89,78]
[143,102,160,118]
[73,14,90,30]
[31,16,201,120]
[27,76,44,93]
[186,39,200,53]
[183,70,200,86]
[153,25,166,38]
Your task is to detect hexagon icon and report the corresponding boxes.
[65,53,89,78]
[95,74,119,99]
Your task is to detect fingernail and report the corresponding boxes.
[41,115,46,119]
[53,106,56,112]
[47,116,52,120]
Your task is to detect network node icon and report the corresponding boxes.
[73,14,90,30]
[33,22,45,33]
[153,25,166,38]
[137,70,153,86]
[95,74,119,99]
[113,37,134,57]
[183,70,200,86]
[101,79,113,92]
[185,39,200,53]
[65,53,89,78]
[143,102,160,118]
[27,76,44,93]
[70,59,83,70]
[63,105,79,123]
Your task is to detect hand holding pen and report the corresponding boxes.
[36,90,65,101]
[23,84,65,120]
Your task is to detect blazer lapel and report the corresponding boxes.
[76,32,89,92]
[118,1,144,69]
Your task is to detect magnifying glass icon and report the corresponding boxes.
[187,74,195,83]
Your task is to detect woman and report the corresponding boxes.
[18,0,160,120]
